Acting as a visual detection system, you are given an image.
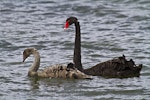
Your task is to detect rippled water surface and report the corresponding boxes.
[0,0,150,99]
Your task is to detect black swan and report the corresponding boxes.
[64,17,142,78]
[23,48,92,79]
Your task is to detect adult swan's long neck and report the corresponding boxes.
[64,17,82,71]
[74,22,83,71]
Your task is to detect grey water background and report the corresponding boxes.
[0,0,150,99]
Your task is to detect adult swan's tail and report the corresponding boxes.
[64,17,142,78]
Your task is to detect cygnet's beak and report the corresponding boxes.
[23,55,28,62]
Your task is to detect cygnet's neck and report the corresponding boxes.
[29,50,40,72]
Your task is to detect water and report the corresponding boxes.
[0,0,150,99]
